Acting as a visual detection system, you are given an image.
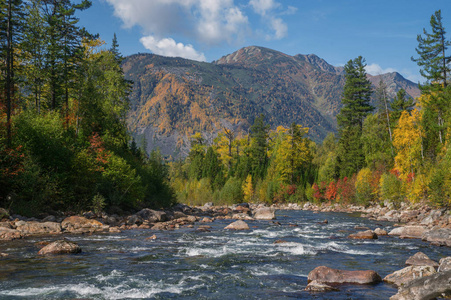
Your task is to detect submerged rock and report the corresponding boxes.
[307,266,381,284]
[348,230,377,240]
[253,207,276,220]
[224,220,250,230]
[390,270,451,300]
[38,240,81,255]
[405,252,439,268]
[305,280,339,292]
[383,265,436,287]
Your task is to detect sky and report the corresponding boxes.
[77,0,451,83]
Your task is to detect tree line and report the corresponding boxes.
[170,10,451,208]
[0,0,175,216]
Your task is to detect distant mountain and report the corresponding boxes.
[123,46,420,158]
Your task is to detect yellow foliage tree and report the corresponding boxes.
[392,110,424,181]
[242,174,254,202]
[273,123,310,184]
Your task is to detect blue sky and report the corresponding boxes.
[77,0,451,83]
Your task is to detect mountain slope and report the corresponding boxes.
[123,46,420,157]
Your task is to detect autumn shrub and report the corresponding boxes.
[336,175,356,204]
[312,182,327,203]
[379,172,404,207]
[325,181,337,201]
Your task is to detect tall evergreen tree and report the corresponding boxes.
[110,33,122,63]
[0,0,24,146]
[391,88,414,121]
[249,114,270,180]
[412,10,451,154]
[412,10,451,87]
[336,56,374,177]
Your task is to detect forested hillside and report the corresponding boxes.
[124,46,420,158]
[0,0,174,216]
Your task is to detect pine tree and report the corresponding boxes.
[336,56,374,177]
[412,10,451,87]
[249,114,269,180]
[391,88,414,122]
[0,0,24,146]
[412,10,451,153]
[110,33,122,63]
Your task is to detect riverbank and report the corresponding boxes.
[1,202,450,247]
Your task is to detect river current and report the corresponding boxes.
[1,210,450,299]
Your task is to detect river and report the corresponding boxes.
[0,210,450,299]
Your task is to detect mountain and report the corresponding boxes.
[123,46,420,158]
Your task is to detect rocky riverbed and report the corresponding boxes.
[1,202,450,299]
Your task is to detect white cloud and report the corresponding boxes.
[105,0,293,57]
[365,63,397,75]
[249,0,287,40]
[249,0,279,16]
[140,35,206,61]
[105,0,249,46]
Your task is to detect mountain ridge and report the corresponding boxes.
[123,46,420,158]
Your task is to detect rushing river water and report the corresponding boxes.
[1,210,450,300]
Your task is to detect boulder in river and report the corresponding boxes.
[421,228,451,247]
[390,270,451,300]
[348,230,377,240]
[16,221,62,235]
[61,216,107,233]
[305,280,339,292]
[232,213,254,220]
[374,228,388,236]
[405,252,439,268]
[0,227,22,240]
[438,257,451,272]
[38,240,82,255]
[253,207,276,220]
[135,208,168,223]
[224,220,250,230]
[388,226,428,239]
[383,265,436,287]
[307,266,381,284]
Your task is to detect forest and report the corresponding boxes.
[169,10,451,209]
[0,2,450,216]
[0,0,175,216]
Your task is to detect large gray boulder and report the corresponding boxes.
[38,240,82,255]
[224,220,250,230]
[388,226,428,239]
[405,252,439,268]
[390,270,451,300]
[438,257,451,272]
[307,266,381,284]
[422,228,451,247]
[383,266,436,287]
[253,207,276,220]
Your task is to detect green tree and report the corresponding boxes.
[391,88,415,122]
[412,10,451,154]
[412,10,450,87]
[336,56,374,177]
[249,114,270,180]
